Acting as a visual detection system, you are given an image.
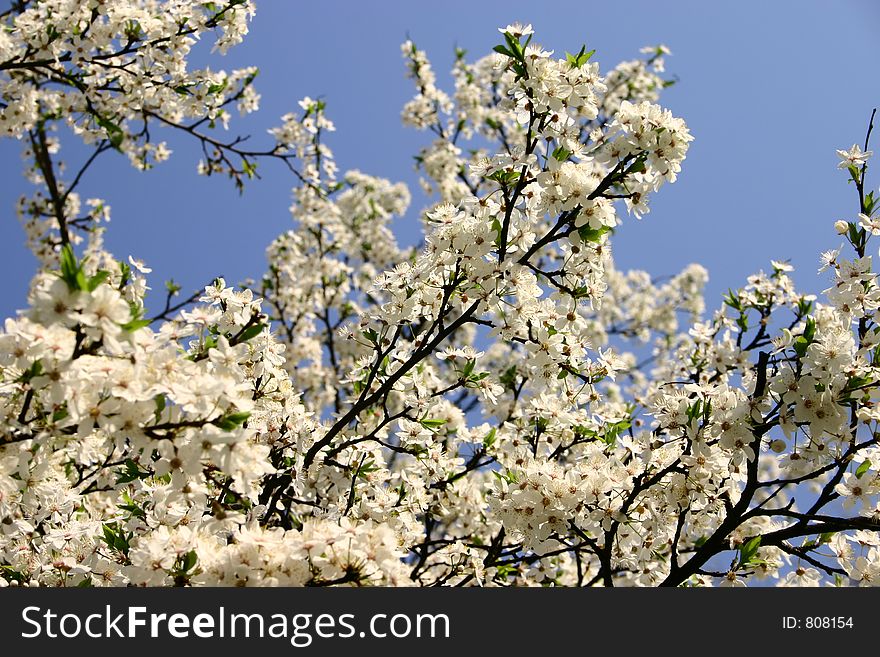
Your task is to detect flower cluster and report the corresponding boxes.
[1,1,258,153]
[1,10,878,588]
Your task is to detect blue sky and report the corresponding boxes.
[1,0,879,320]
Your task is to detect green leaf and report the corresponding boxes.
[120,318,151,332]
[356,459,379,479]
[242,159,258,179]
[803,317,816,343]
[213,411,250,431]
[207,80,228,95]
[86,270,110,292]
[243,67,259,85]
[723,289,743,311]
[503,32,523,59]
[602,419,632,445]
[565,45,595,68]
[493,44,514,58]
[115,459,150,484]
[118,494,146,520]
[234,322,265,344]
[16,360,43,383]
[153,394,166,422]
[420,418,447,429]
[500,365,518,391]
[363,328,379,345]
[796,297,813,316]
[488,169,520,185]
[492,469,518,485]
[551,145,572,161]
[118,261,132,288]
[181,550,198,572]
[100,522,132,556]
[58,244,84,291]
[845,375,875,391]
[96,115,124,150]
[626,158,647,175]
[685,400,702,422]
[573,425,597,441]
[865,191,877,215]
[739,536,762,565]
[577,224,612,243]
[847,164,861,184]
[856,459,872,479]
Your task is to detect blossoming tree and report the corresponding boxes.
[1,2,878,588]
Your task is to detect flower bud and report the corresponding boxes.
[834,220,849,234]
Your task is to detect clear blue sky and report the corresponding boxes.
[1,0,878,320]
